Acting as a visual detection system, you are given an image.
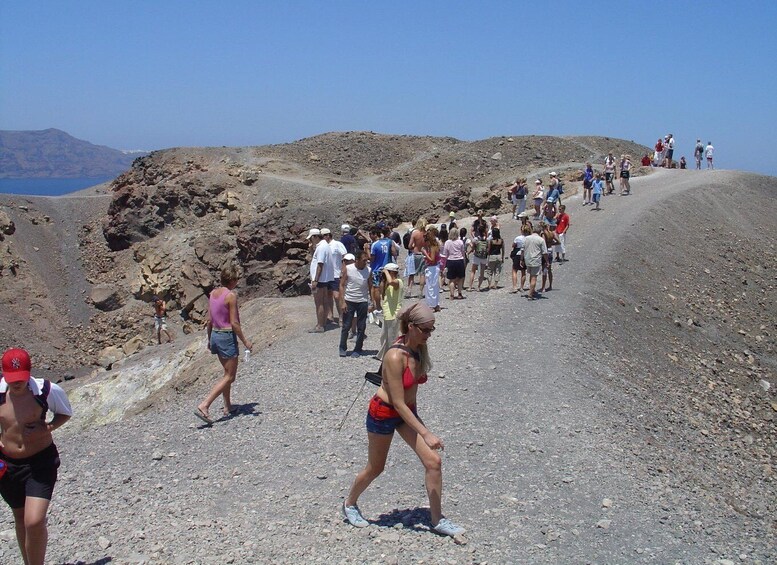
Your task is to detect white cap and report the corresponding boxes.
[305,228,321,239]
[341,224,351,232]
[320,228,331,235]
[343,253,355,261]
[384,263,399,272]
[549,171,557,177]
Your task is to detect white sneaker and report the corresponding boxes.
[342,502,369,528]
[432,517,466,537]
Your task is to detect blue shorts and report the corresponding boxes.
[328,278,340,291]
[366,397,422,435]
[593,193,601,203]
[210,330,238,358]
[371,269,383,287]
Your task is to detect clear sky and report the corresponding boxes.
[2,1,776,175]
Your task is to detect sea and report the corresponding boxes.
[0,176,114,196]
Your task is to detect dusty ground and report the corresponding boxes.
[0,167,773,564]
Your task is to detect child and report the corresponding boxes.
[591,173,604,210]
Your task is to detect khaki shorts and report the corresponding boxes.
[527,265,541,277]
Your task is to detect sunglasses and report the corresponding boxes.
[413,324,435,335]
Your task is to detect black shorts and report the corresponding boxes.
[605,172,614,182]
[0,444,60,509]
[446,259,465,280]
[666,149,674,161]
[620,171,630,179]
[512,255,525,271]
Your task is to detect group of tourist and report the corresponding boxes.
[648,134,715,170]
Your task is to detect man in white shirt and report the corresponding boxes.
[705,142,714,169]
[522,226,548,300]
[307,228,334,333]
[665,134,675,167]
[323,228,347,326]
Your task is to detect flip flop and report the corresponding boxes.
[194,408,213,425]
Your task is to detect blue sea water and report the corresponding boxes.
[0,176,114,196]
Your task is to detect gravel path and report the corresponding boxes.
[2,170,772,564]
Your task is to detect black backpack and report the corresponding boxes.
[516,186,526,199]
[402,230,412,250]
[556,181,564,195]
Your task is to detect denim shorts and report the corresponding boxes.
[366,397,422,435]
[210,330,238,358]
[327,278,340,291]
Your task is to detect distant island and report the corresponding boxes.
[0,128,143,178]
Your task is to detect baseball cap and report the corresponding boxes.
[2,348,31,383]
[448,211,456,218]
[535,179,541,184]
[341,224,351,232]
[343,253,355,261]
[550,172,557,177]
[384,263,399,272]
[305,228,321,239]
[320,228,331,236]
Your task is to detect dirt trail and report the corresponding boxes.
[15,168,774,564]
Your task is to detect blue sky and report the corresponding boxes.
[2,1,776,175]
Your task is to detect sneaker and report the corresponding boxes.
[350,351,361,358]
[432,517,465,537]
[342,502,369,528]
[339,349,347,358]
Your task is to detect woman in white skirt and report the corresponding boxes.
[422,226,441,312]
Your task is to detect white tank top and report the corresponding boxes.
[344,263,370,303]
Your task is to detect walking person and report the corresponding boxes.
[705,141,714,169]
[376,263,403,360]
[324,228,347,326]
[442,228,466,299]
[196,264,253,424]
[152,295,174,344]
[486,227,504,289]
[0,348,73,565]
[582,163,594,205]
[604,152,617,194]
[591,173,604,210]
[531,179,544,219]
[694,139,704,170]
[405,218,427,298]
[343,303,465,538]
[523,225,548,299]
[620,155,632,195]
[339,252,371,358]
[511,225,530,293]
[468,224,489,292]
[421,226,441,312]
[540,221,560,292]
[307,228,334,333]
[554,205,570,262]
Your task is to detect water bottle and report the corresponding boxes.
[243,349,251,363]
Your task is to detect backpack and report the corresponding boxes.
[556,181,564,194]
[402,230,412,250]
[516,186,526,199]
[474,239,488,259]
[0,379,50,419]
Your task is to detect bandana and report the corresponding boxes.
[398,302,435,326]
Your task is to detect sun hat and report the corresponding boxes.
[2,348,31,383]
[343,253,355,261]
[384,262,399,272]
[341,224,351,232]
[517,210,533,218]
[305,228,321,239]
[320,228,331,236]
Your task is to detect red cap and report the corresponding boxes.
[2,348,31,383]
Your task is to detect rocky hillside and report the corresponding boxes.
[0,132,648,378]
[0,128,139,178]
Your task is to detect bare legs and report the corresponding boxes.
[198,355,238,418]
[346,425,444,526]
[313,286,327,330]
[12,497,50,565]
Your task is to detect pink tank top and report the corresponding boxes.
[209,289,236,329]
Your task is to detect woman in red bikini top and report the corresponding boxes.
[343,302,466,538]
